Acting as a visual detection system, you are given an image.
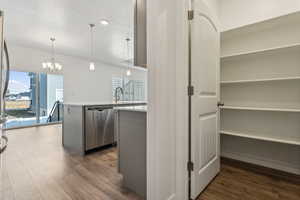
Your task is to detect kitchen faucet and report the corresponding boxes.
[114,87,124,103]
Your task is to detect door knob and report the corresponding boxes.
[217,102,224,107]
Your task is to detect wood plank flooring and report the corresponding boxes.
[0,125,142,200]
[198,162,300,200]
[1,124,299,200]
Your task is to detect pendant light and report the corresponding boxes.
[125,38,131,76]
[42,37,62,72]
[89,23,96,71]
[100,19,110,26]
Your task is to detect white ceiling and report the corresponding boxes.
[1,0,134,66]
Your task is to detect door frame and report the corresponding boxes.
[147,0,190,199]
[147,0,219,199]
[187,0,193,199]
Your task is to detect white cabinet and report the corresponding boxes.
[220,11,300,175]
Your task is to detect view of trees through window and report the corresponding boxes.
[4,70,63,129]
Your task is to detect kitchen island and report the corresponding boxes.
[115,106,147,198]
[62,102,146,155]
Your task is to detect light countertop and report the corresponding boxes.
[115,105,147,112]
[64,101,147,107]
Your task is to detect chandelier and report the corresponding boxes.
[42,37,62,72]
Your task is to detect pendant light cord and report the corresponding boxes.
[50,37,55,62]
[126,38,130,60]
[126,38,130,69]
[90,24,95,61]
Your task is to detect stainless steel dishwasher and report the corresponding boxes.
[85,107,115,151]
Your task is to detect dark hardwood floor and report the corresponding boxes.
[198,162,300,200]
[1,124,299,200]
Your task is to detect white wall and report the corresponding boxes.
[206,0,220,19]
[147,1,180,199]
[8,43,147,104]
[147,0,219,199]
[220,0,300,31]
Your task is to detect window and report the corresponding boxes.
[112,76,146,102]
[5,71,38,128]
[4,70,63,129]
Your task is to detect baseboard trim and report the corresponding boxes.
[4,121,62,131]
[221,156,300,185]
[221,151,300,175]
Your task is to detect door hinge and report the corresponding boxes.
[217,102,225,107]
[188,85,194,96]
[187,161,194,171]
[188,10,194,20]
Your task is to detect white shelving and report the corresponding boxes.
[221,11,300,38]
[220,11,300,174]
[221,45,300,82]
[221,79,300,110]
[221,76,300,84]
[220,130,300,146]
[221,106,300,113]
[221,43,300,59]
[221,11,300,57]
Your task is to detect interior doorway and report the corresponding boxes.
[187,0,220,199]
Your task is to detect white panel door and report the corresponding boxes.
[190,0,220,198]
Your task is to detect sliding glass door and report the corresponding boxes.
[4,70,63,129]
[4,71,37,128]
[39,73,63,124]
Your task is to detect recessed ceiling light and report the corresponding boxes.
[100,20,109,26]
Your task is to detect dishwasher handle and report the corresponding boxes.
[87,107,113,111]
[87,108,104,111]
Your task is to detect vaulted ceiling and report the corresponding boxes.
[1,0,134,66]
